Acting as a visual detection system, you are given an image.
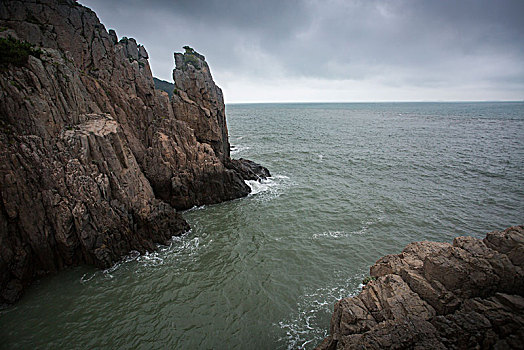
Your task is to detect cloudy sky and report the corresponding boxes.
[80,0,524,103]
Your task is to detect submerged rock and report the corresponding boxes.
[0,0,268,304]
[317,225,524,349]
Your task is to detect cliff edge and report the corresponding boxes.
[317,225,524,349]
[0,0,268,304]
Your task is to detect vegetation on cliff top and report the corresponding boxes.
[183,45,195,54]
[182,45,205,70]
[0,36,42,69]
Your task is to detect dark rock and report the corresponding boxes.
[108,29,117,44]
[0,0,267,304]
[138,45,148,59]
[317,226,524,349]
[126,38,139,61]
[227,158,271,181]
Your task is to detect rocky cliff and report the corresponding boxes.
[317,226,524,349]
[0,0,268,304]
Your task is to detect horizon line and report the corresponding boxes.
[225,100,524,105]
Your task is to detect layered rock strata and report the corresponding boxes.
[317,225,524,349]
[0,0,268,304]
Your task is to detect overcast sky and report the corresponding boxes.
[80,0,524,103]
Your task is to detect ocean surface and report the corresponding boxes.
[1,102,523,349]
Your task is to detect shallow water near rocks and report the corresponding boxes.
[1,102,523,349]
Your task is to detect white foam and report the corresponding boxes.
[312,214,385,239]
[312,231,347,239]
[245,179,271,195]
[245,175,290,197]
[276,271,366,349]
[137,251,164,266]
[186,204,206,212]
[80,273,95,283]
[230,145,250,155]
[81,231,201,282]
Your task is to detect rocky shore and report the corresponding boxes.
[317,226,524,349]
[0,0,268,304]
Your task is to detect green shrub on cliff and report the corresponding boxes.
[362,276,377,285]
[182,45,205,70]
[183,45,195,54]
[0,36,42,69]
[183,54,201,69]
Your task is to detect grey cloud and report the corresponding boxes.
[80,0,524,100]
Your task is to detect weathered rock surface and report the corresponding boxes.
[317,226,524,349]
[172,47,230,162]
[0,0,268,304]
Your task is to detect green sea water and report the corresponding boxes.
[1,102,523,349]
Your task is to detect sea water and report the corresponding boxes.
[1,102,523,349]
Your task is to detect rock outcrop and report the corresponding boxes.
[0,0,268,304]
[172,46,230,162]
[317,226,524,349]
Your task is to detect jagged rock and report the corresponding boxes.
[317,226,524,350]
[108,29,117,45]
[126,38,139,61]
[0,0,267,304]
[138,45,148,59]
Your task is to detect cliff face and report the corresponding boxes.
[317,226,524,349]
[0,0,268,304]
